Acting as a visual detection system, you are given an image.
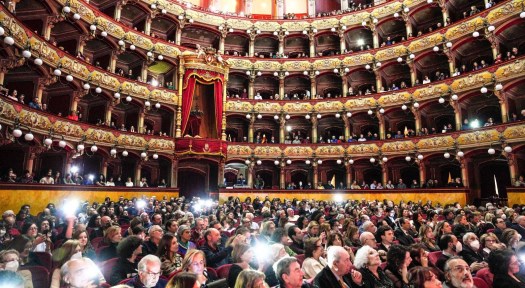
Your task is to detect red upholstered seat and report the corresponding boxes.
[216,264,233,279]
[428,251,442,266]
[472,277,490,288]
[100,257,119,282]
[20,266,49,288]
[475,268,494,288]
[294,254,305,266]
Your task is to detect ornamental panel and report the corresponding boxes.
[53,120,85,138]
[227,145,253,156]
[371,2,403,19]
[61,57,91,79]
[116,134,147,148]
[68,0,96,24]
[283,146,314,157]
[503,124,525,140]
[456,129,500,145]
[486,0,523,24]
[281,22,313,32]
[226,59,255,70]
[342,54,375,67]
[85,128,116,144]
[252,21,281,32]
[315,145,346,156]
[282,102,313,113]
[407,33,444,54]
[29,39,61,66]
[416,136,455,150]
[18,110,52,131]
[0,101,19,121]
[150,89,178,104]
[381,141,415,153]
[494,59,525,82]
[314,101,344,112]
[375,45,408,62]
[148,138,176,151]
[89,71,121,90]
[126,32,155,51]
[0,12,28,45]
[412,84,449,101]
[256,61,282,71]
[313,59,342,70]
[310,18,341,30]
[377,92,411,106]
[186,10,224,27]
[346,143,380,154]
[96,17,126,39]
[282,61,313,71]
[403,0,427,8]
[340,12,371,26]
[228,19,261,31]
[344,98,376,110]
[121,81,150,98]
[445,17,485,41]
[155,42,181,59]
[449,72,493,93]
[226,100,253,113]
[253,146,282,157]
[254,102,282,113]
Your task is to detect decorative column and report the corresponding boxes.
[176,29,182,45]
[402,13,412,38]
[247,163,254,188]
[338,29,346,54]
[345,164,352,187]
[496,90,508,123]
[313,163,319,188]
[219,36,225,54]
[307,0,316,18]
[374,69,382,92]
[343,114,350,140]
[279,77,285,99]
[141,61,148,82]
[248,116,255,143]
[105,104,113,125]
[311,117,318,143]
[408,62,417,86]
[248,77,255,99]
[310,74,317,97]
[441,6,449,25]
[222,76,228,140]
[307,30,316,57]
[280,164,286,189]
[279,116,286,143]
[373,30,379,49]
[276,0,284,19]
[444,49,455,76]
[419,162,426,185]
[342,75,348,97]
[381,163,388,185]
[171,157,178,187]
[218,158,225,187]
[138,110,145,133]
[102,162,108,178]
[135,164,142,186]
[77,36,87,54]
[114,2,123,21]
[248,30,257,57]
[110,51,118,73]
[175,60,184,137]
[70,92,81,114]
[378,113,385,140]
[411,107,421,132]
[451,101,462,131]
[144,15,152,36]
[459,158,469,187]
[25,152,36,174]
[0,67,6,85]
[507,153,518,183]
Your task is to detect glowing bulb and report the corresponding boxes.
[438,97,445,104]
[349,159,354,164]
[44,138,52,146]
[451,94,458,101]
[256,160,262,165]
[63,6,71,13]
[91,145,98,153]
[34,58,43,66]
[488,148,496,155]
[405,156,411,162]
[83,83,90,90]
[73,13,81,20]
[504,146,513,153]
[130,44,136,50]
[3,36,14,46]
[59,140,66,148]
[22,50,31,58]
[370,157,376,163]
[444,152,451,158]
[53,69,62,76]
[24,132,34,141]
[286,159,292,165]
[457,151,464,157]
[12,128,22,138]
[77,143,85,151]
[122,150,128,157]
[110,148,117,155]
[101,31,108,37]
[126,96,132,102]
[337,159,342,164]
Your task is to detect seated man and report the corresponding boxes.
[125,255,167,288]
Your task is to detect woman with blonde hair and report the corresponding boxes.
[234,270,268,288]
[419,225,440,252]
[98,225,122,261]
[166,272,199,288]
[180,249,219,286]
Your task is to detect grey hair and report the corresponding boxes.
[326,246,346,267]
[138,255,161,272]
[462,232,477,243]
[362,221,374,231]
[354,245,375,269]
[359,232,374,245]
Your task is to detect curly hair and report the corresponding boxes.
[488,249,515,275]
[116,235,143,259]
[386,244,410,271]
[354,245,376,269]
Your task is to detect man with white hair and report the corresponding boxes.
[126,255,167,287]
[512,215,525,240]
[313,246,362,287]
[359,232,377,248]
[442,257,474,288]
[245,212,260,231]
[61,258,104,288]
[360,220,377,234]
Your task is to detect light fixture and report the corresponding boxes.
[44,138,53,146]
[130,44,136,50]
[405,156,412,162]
[316,114,321,119]
[335,113,341,118]
[145,100,151,107]
[24,132,34,141]
[158,55,164,60]
[59,140,66,148]
[446,42,453,48]
[141,151,147,158]
[114,92,121,99]
[349,159,354,164]
[504,146,513,153]
[101,31,108,37]
[305,114,311,120]
[451,94,458,101]
[370,157,376,163]
[346,112,352,117]
[317,159,323,164]
[66,75,73,82]
[83,83,90,90]
[257,114,262,119]
[337,159,342,164]
[3,36,14,46]
[444,152,451,158]
[495,83,503,91]
[433,46,439,52]
[122,150,128,157]
[77,143,85,151]
[417,154,424,160]
[34,58,43,66]
[118,40,125,46]
[472,31,480,37]
[91,145,98,153]
[95,87,102,94]
[438,97,445,104]
[73,13,81,20]
[53,68,62,76]
[126,96,132,102]
[274,115,279,120]
[305,159,311,165]
[488,148,496,155]
[413,102,420,108]
[110,148,117,156]
[457,151,464,157]
[480,86,488,94]
[90,24,97,31]
[22,50,31,58]
[256,160,262,165]
[367,109,373,115]
[63,6,71,13]
[246,114,251,119]
[12,128,22,138]
[379,108,385,114]
[487,25,495,32]
[274,160,280,165]
[155,103,161,109]
[382,156,388,163]
[286,159,292,165]
[285,114,290,120]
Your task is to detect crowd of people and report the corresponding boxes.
[0,194,524,288]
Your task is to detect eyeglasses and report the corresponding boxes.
[447,266,471,273]
[485,239,496,243]
[144,270,161,277]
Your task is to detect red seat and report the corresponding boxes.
[206,267,218,279]
[168,269,183,281]
[472,277,490,288]
[118,278,132,285]
[32,252,53,272]
[379,262,387,270]
[100,258,119,282]
[486,229,495,234]
[20,266,49,288]
[294,254,305,266]
[91,237,105,249]
[428,251,442,266]
[100,283,111,288]
[216,264,233,279]
[475,268,494,288]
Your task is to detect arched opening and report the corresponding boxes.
[150,16,178,41]
[50,21,84,55]
[284,75,310,98]
[224,34,249,56]
[181,26,220,50]
[316,73,342,97]
[253,75,279,99]
[344,28,373,52]
[284,35,309,57]
[315,33,340,56]
[254,36,279,57]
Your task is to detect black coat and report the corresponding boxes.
[493,273,525,288]
[458,245,484,265]
[313,266,358,288]
[394,229,415,246]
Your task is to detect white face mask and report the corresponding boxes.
[501,214,507,220]
[71,252,82,260]
[455,241,463,253]
[469,240,480,251]
[0,229,6,237]
[5,260,19,272]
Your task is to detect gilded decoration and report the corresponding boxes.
[28,39,60,67]
[416,136,455,150]
[456,129,500,145]
[252,21,281,32]
[315,145,345,156]
[347,144,380,154]
[126,33,154,51]
[0,101,18,121]
[412,84,449,101]
[281,22,312,32]
[450,72,493,93]
[381,141,415,153]
[445,17,485,41]
[227,145,252,157]
[85,128,115,143]
[116,135,147,148]
[340,12,371,26]
[225,59,253,70]
[96,18,126,39]
[53,120,84,138]
[314,101,344,112]
[378,92,411,106]
[494,59,525,81]
[253,146,282,157]
[371,2,403,19]
[313,59,342,70]
[227,19,257,31]
[89,71,121,90]
[403,0,427,8]
[486,0,523,24]
[18,110,52,131]
[0,13,27,45]
[226,101,253,113]
[375,45,409,62]
[344,98,376,110]
[121,82,150,98]
[310,18,340,30]
[256,61,281,71]
[148,138,175,151]
[342,54,375,67]
[68,0,96,24]
[282,61,312,71]
[282,102,313,113]
[254,102,282,113]
[155,43,181,59]
[407,33,445,54]
[283,146,314,157]
[503,124,525,140]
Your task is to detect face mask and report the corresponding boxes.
[501,214,507,220]
[5,260,19,272]
[71,252,82,260]
[0,229,6,237]
[469,240,480,251]
[454,242,463,253]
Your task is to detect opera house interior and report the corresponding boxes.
[0,0,525,210]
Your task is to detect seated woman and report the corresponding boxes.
[384,244,412,288]
[109,235,143,285]
[302,237,327,279]
[72,230,96,260]
[235,270,269,288]
[354,245,394,288]
[179,249,219,287]
[98,226,122,262]
[488,249,525,288]
[156,234,183,277]
[0,249,33,288]
[227,243,264,288]
[407,266,443,288]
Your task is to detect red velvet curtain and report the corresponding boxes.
[181,69,224,137]
[181,73,197,136]
[214,80,223,136]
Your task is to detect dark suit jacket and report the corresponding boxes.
[493,273,525,288]
[513,224,525,240]
[385,217,396,229]
[458,245,484,265]
[313,266,358,288]
[394,229,415,246]
[494,227,504,241]
[436,253,451,272]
